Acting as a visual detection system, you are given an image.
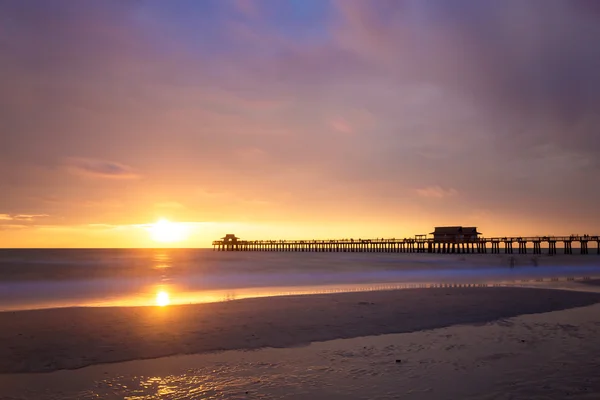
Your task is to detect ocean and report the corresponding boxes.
[1,249,599,311]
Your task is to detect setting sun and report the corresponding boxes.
[148,219,189,243]
[156,291,170,307]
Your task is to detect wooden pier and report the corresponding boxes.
[212,234,600,255]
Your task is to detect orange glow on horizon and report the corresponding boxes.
[0,214,592,248]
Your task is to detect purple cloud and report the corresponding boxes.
[64,158,139,180]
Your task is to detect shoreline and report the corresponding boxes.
[1,274,599,313]
[2,285,600,374]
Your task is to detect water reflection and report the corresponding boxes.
[2,278,598,312]
[139,279,600,309]
[121,281,492,309]
[153,250,172,285]
[153,252,171,268]
[152,250,171,264]
[86,283,374,309]
[4,258,600,311]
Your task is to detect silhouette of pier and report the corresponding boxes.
[212,231,599,255]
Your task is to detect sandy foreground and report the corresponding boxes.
[1,283,600,399]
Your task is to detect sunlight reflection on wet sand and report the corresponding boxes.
[38,276,600,311]
[0,276,597,312]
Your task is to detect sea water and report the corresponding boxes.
[0,249,599,311]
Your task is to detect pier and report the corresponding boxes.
[212,229,600,255]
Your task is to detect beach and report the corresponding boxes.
[2,282,600,399]
[1,250,600,398]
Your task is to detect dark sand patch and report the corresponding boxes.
[1,287,600,374]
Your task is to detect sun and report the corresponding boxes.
[148,219,189,243]
[156,290,170,307]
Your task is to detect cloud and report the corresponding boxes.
[13,214,50,221]
[329,117,353,134]
[328,109,375,135]
[0,214,49,222]
[64,158,140,180]
[332,0,600,156]
[415,186,458,199]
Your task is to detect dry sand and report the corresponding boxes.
[1,283,600,399]
[1,286,600,375]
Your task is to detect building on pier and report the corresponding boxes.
[430,226,481,242]
[222,234,239,243]
[220,234,240,251]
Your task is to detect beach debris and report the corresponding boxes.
[395,359,402,363]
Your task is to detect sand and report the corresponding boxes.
[1,285,600,376]
[1,284,600,399]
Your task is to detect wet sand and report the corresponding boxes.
[2,286,600,374]
[3,300,600,399]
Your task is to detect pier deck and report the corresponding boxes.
[212,235,600,255]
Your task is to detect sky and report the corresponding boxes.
[1,0,599,247]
